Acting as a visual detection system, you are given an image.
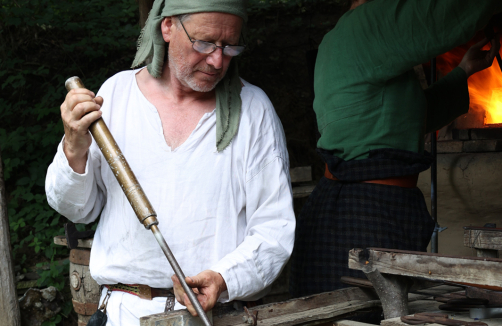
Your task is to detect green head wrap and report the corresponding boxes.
[131,0,248,152]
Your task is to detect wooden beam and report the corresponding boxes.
[382,311,502,326]
[466,287,502,305]
[141,287,380,326]
[464,229,502,251]
[0,148,21,326]
[290,166,312,183]
[138,0,154,28]
[53,235,93,249]
[349,248,502,288]
[292,184,316,198]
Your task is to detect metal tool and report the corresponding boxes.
[430,57,439,254]
[65,76,212,326]
[470,307,502,320]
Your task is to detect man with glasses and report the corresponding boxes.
[46,1,295,325]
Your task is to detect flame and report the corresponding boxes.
[437,36,502,125]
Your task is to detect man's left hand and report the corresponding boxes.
[459,35,501,77]
[172,270,227,316]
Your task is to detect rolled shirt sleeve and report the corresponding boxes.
[210,156,295,301]
[210,81,295,301]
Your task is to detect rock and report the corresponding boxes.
[41,287,57,301]
[18,286,64,326]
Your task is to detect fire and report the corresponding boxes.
[437,36,502,125]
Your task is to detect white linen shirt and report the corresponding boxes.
[46,69,295,302]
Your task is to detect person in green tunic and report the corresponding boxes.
[290,0,502,297]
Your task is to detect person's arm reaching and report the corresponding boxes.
[343,0,502,83]
[425,36,501,133]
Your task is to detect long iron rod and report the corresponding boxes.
[65,77,212,326]
[430,58,439,254]
[150,225,211,323]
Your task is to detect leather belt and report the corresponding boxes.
[105,283,174,300]
[324,164,418,188]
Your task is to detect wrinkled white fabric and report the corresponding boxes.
[46,68,295,323]
[97,287,185,326]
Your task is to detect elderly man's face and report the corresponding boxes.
[166,12,242,92]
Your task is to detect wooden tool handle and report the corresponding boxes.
[65,77,158,229]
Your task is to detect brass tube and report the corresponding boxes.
[64,77,212,326]
[65,77,157,228]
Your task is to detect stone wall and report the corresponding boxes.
[418,152,502,256]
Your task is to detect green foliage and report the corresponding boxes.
[36,259,70,290]
[0,0,139,324]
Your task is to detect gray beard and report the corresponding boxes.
[168,46,223,92]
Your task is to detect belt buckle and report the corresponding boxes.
[137,284,152,300]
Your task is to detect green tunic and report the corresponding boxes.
[314,0,502,161]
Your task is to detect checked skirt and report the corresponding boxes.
[289,148,436,298]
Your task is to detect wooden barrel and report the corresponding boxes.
[54,236,100,326]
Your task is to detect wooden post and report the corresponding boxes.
[349,248,502,288]
[363,269,411,319]
[0,148,21,326]
[138,0,154,28]
[464,228,501,258]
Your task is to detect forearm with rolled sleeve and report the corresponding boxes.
[45,139,106,224]
[210,155,295,302]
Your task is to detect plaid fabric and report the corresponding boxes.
[289,148,435,298]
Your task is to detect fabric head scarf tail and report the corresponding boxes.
[132,0,248,152]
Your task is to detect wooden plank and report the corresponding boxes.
[141,287,380,326]
[245,300,379,326]
[54,235,93,249]
[293,184,316,198]
[381,311,502,326]
[408,286,464,303]
[290,166,312,183]
[0,148,21,326]
[349,248,502,288]
[464,229,502,251]
[336,321,375,326]
[16,280,38,290]
[143,300,380,326]
[466,287,502,305]
[220,287,378,325]
[407,300,441,315]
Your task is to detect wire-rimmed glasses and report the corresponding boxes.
[179,20,246,57]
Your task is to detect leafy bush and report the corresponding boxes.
[0,0,139,323]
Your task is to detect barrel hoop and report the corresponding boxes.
[70,249,91,265]
[72,299,98,316]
